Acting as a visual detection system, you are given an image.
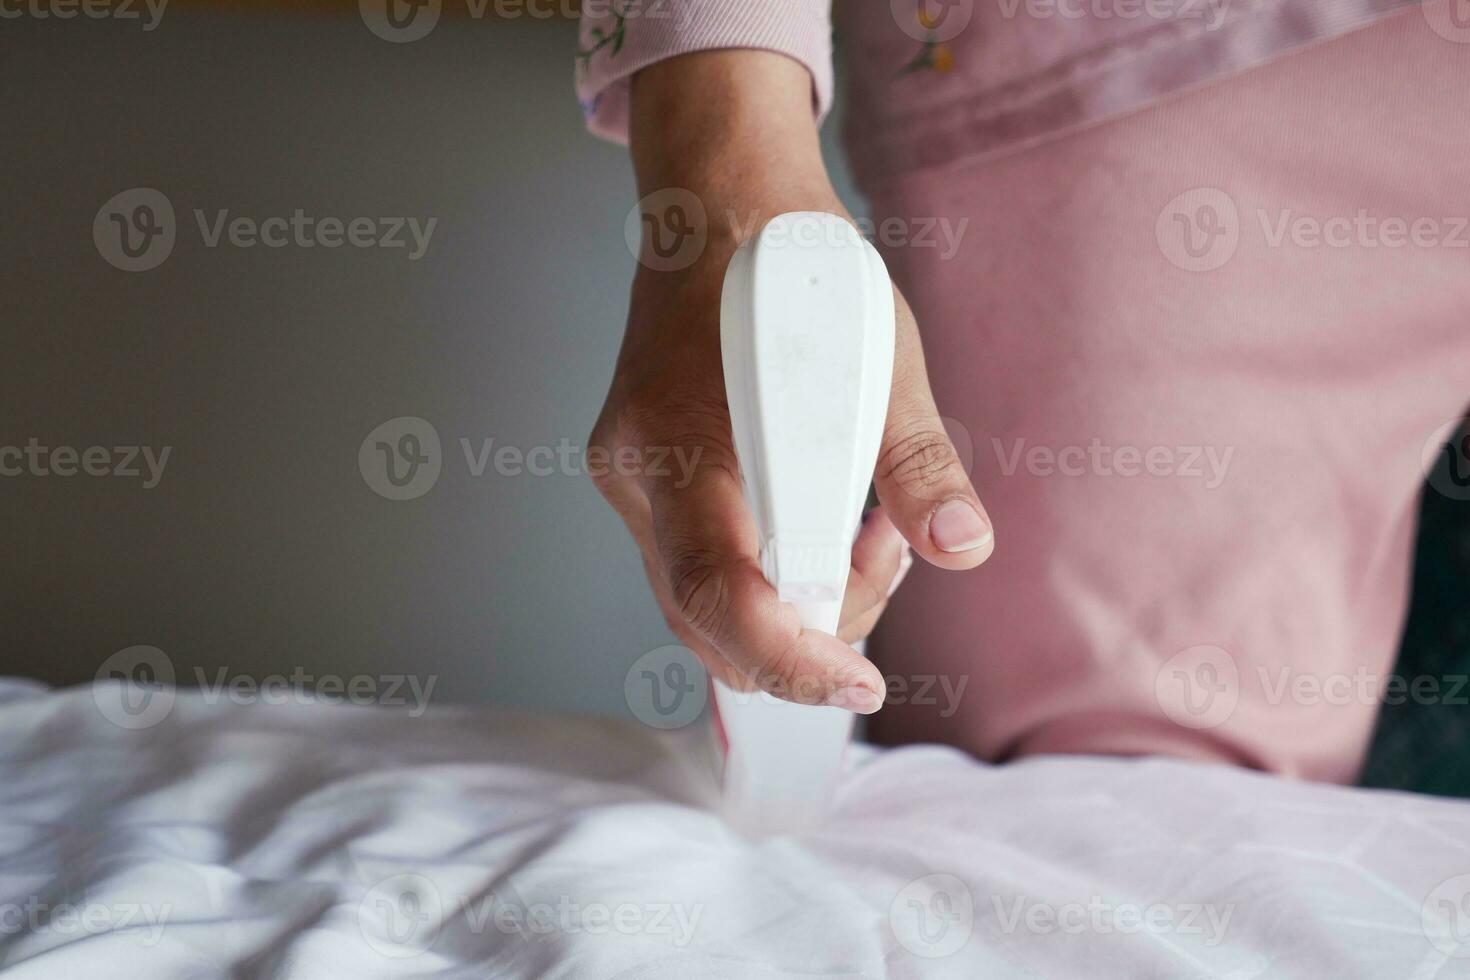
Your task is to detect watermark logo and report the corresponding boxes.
[992,437,1233,488]
[626,188,708,272]
[710,670,970,716]
[1424,418,1470,501]
[1157,187,1240,272]
[193,667,438,715]
[191,210,437,259]
[1258,209,1468,250]
[994,0,1228,29]
[624,645,707,729]
[727,210,970,261]
[0,0,169,30]
[1423,873,1470,958]
[459,436,699,485]
[1257,666,1469,709]
[360,422,703,501]
[356,872,703,955]
[95,190,437,271]
[992,894,1234,945]
[93,644,176,730]
[0,439,172,488]
[892,0,974,42]
[359,0,441,42]
[890,873,973,958]
[0,895,174,947]
[94,188,176,272]
[882,673,970,718]
[359,416,442,500]
[365,0,687,44]
[464,887,703,946]
[624,199,972,272]
[1160,192,1468,272]
[1154,644,1239,730]
[360,873,444,957]
[1424,0,1470,44]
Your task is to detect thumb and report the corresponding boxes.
[873,297,994,570]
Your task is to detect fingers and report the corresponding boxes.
[646,463,886,712]
[873,293,995,571]
[837,507,910,644]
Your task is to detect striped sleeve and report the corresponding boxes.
[574,0,834,144]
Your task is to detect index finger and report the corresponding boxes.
[646,463,886,713]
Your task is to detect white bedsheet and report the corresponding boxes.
[1,678,1467,978]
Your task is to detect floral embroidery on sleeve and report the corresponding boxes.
[576,2,630,72]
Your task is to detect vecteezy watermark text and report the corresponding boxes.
[0,897,173,946]
[1155,644,1470,731]
[363,0,693,45]
[626,191,972,272]
[994,0,1229,29]
[193,210,436,260]
[0,439,171,489]
[992,437,1234,489]
[1258,209,1470,251]
[193,666,437,717]
[622,645,972,729]
[1158,187,1470,272]
[94,188,437,272]
[357,873,703,958]
[0,0,167,29]
[459,437,700,485]
[359,416,703,501]
[725,210,970,261]
[92,645,439,730]
[992,894,1235,946]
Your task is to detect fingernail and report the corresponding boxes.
[825,685,885,714]
[887,545,914,599]
[929,499,992,553]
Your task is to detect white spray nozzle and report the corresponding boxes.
[711,211,896,835]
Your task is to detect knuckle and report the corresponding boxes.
[878,426,961,496]
[617,389,740,488]
[585,409,630,499]
[618,384,722,442]
[585,434,621,497]
[666,551,733,640]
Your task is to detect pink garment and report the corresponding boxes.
[578,1,1470,782]
[575,0,1414,176]
[869,6,1470,782]
[836,0,1416,184]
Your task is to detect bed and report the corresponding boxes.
[1,678,1466,978]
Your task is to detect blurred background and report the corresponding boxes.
[1,0,867,719]
[2,1,1465,793]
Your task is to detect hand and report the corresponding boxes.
[589,52,994,713]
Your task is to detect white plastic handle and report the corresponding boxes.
[721,212,896,631]
[711,212,896,835]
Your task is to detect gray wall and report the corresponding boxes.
[1,8,860,717]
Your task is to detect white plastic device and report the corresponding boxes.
[711,211,896,835]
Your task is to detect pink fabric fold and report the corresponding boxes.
[576,0,1418,184]
[840,0,1418,186]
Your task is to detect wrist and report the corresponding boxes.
[629,50,842,247]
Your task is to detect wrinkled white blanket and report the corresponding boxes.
[1,678,1467,978]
